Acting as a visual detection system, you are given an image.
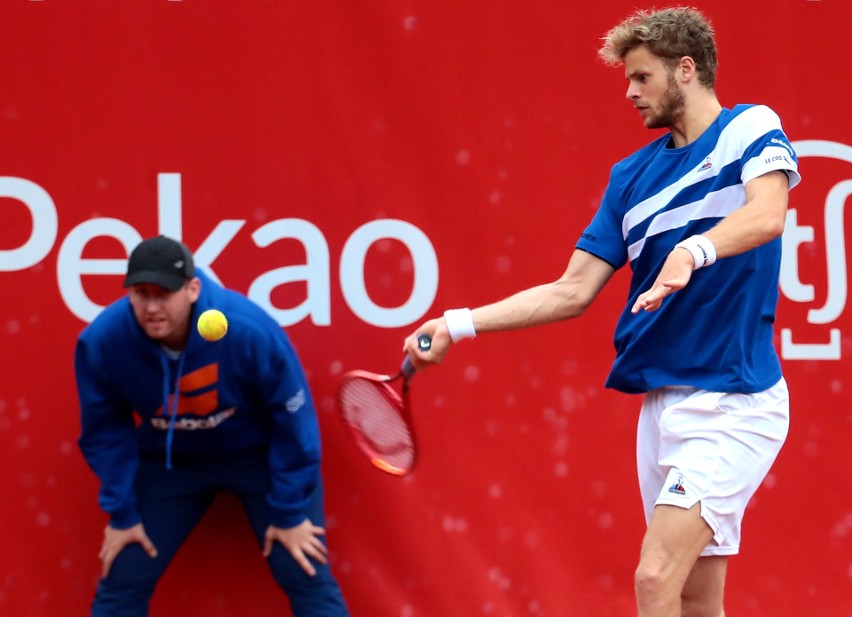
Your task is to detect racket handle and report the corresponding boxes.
[402,334,432,378]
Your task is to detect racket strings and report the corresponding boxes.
[338,378,415,471]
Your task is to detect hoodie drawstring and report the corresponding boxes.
[160,352,186,470]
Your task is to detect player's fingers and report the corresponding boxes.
[304,541,329,564]
[262,535,274,558]
[308,535,329,556]
[632,291,661,313]
[101,550,114,578]
[661,277,687,291]
[293,549,317,577]
[634,300,658,313]
[631,291,652,314]
[642,279,685,311]
[139,535,158,559]
[309,536,329,556]
[403,332,423,355]
[633,277,684,312]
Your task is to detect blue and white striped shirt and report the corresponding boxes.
[577,104,800,394]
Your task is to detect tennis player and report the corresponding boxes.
[405,8,799,616]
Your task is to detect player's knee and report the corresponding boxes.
[270,563,347,614]
[635,558,683,610]
[92,575,157,617]
[268,551,330,592]
[634,561,666,599]
[680,586,724,617]
[103,548,164,589]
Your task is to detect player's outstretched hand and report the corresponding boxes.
[99,522,158,578]
[631,248,695,313]
[263,519,328,577]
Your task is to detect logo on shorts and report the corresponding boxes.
[668,475,686,496]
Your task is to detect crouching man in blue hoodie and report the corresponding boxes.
[75,235,349,617]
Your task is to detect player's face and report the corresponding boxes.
[128,279,200,349]
[624,46,685,129]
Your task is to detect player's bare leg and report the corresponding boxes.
[681,555,727,617]
[635,503,717,617]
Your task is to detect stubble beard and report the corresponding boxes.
[646,74,686,129]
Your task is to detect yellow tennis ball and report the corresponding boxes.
[197,309,228,342]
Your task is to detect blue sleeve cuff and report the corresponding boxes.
[109,507,142,530]
[269,508,308,530]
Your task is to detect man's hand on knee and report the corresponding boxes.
[99,522,158,578]
[263,519,328,577]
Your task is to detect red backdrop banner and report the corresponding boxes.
[2,1,849,615]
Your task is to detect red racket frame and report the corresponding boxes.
[336,369,418,476]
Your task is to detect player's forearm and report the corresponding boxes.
[468,250,615,334]
[470,280,590,333]
[704,172,788,259]
[435,250,614,342]
[704,203,785,258]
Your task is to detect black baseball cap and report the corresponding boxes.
[123,236,195,291]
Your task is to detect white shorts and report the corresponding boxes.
[636,378,789,556]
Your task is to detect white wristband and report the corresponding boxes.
[443,308,477,343]
[675,234,717,270]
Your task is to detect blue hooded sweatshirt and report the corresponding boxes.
[75,269,321,530]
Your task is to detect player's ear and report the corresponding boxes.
[678,56,697,83]
[186,277,201,302]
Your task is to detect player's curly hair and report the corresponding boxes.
[598,7,718,89]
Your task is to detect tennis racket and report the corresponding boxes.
[336,334,432,476]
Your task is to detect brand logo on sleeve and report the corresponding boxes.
[667,475,686,496]
[286,389,306,413]
[771,137,796,157]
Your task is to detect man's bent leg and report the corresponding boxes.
[227,455,349,617]
[681,556,727,617]
[91,460,214,617]
[256,482,349,617]
[90,541,165,617]
[264,539,350,617]
[635,503,715,617]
